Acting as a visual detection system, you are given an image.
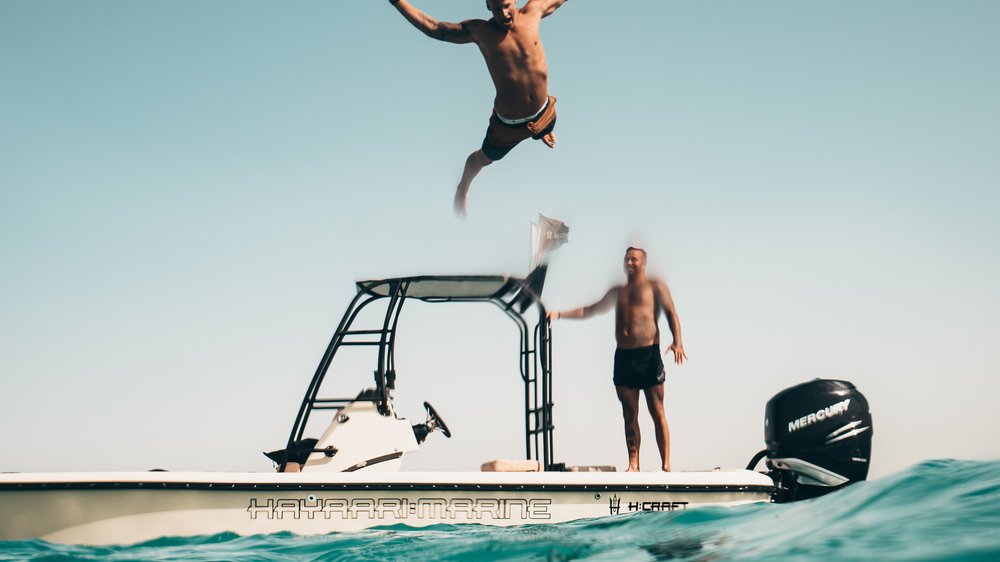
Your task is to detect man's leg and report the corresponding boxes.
[643,384,671,471]
[615,385,642,472]
[454,149,493,218]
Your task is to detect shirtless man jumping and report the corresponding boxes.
[548,247,687,472]
[390,0,569,218]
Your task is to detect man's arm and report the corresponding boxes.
[548,287,617,320]
[391,0,476,44]
[654,280,687,364]
[525,0,570,18]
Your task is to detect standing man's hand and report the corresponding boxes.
[667,343,686,365]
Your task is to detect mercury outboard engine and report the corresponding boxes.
[750,379,873,502]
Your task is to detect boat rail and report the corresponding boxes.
[278,266,556,470]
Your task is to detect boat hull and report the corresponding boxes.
[0,470,774,545]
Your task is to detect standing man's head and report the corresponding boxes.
[624,247,648,279]
[486,0,518,30]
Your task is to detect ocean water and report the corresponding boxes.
[2,459,997,561]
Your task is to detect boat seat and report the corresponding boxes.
[480,459,542,472]
[263,438,319,471]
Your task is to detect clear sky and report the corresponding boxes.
[1,1,998,479]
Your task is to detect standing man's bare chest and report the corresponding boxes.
[620,284,656,311]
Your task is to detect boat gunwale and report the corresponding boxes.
[0,469,776,493]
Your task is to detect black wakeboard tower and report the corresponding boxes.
[275,265,555,471]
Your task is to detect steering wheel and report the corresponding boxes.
[423,401,452,438]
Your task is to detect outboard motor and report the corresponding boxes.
[758,379,873,502]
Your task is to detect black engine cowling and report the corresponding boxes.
[762,379,873,502]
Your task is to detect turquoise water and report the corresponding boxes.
[2,459,998,561]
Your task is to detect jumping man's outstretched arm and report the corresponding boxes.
[526,0,571,18]
[390,0,475,44]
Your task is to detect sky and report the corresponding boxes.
[1,1,998,480]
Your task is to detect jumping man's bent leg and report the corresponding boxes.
[454,149,493,218]
[616,385,642,472]
[643,384,671,471]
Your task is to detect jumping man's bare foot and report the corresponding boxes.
[453,185,469,218]
[542,132,556,148]
[453,149,491,219]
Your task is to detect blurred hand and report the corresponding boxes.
[667,343,686,365]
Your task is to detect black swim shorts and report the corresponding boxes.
[481,97,557,161]
[613,344,665,389]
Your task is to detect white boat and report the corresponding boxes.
[0,470,775,545]
[0,268,872,545]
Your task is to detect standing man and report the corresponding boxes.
[389,0,569,218]
[548,247,687,472]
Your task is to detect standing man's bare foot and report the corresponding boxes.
[661,465,671,472]
[625,465,640,473]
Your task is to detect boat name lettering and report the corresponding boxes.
[247,497,551,521]
[608,494,688,515]
[627,501,689,513]
[787,399,851,433]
